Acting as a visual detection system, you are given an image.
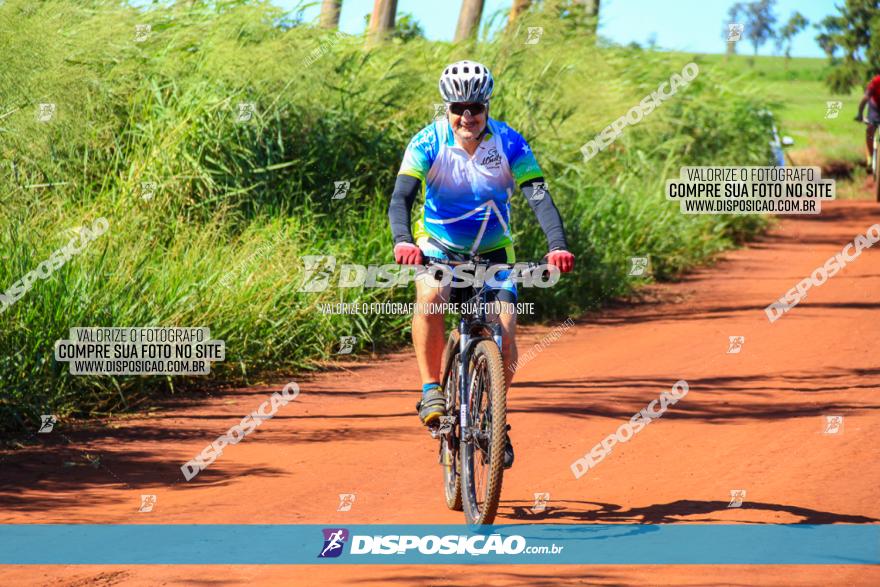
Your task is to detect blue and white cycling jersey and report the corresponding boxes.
[397,117,544,255]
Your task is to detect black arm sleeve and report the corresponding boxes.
[520,177,569,251]
[388,174,421,245]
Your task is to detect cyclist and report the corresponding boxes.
[855,72,880,168]
[388,60,575,468]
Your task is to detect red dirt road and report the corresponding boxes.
[2,202,880,585]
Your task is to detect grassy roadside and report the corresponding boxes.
[0,0,778,435]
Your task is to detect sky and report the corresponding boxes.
[276,0,838,58]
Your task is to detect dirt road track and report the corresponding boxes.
[2,201,880,586]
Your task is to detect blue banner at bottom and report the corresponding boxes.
[0,524,877,564]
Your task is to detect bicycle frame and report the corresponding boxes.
[422,256,510,439]
[456,293,502,447]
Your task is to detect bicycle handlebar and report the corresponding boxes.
[421,256,547,270]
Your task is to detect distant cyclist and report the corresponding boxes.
[388,60,574,468]
[855,72,880,167]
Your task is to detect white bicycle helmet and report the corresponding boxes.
[439,60,494,103]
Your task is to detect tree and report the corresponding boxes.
[319,0,341,29]
[814,0,880,93]
[508,0,530,27]
[362,10,422,44]
[367,0,397,47]
[580,0,600,36]
[742,0,777,56]
[775,11,809,68]
[454,0,485,42]
[393,13,424,42]
[723,2,745,59]
[815,15,842,60]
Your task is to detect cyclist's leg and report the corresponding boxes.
[495,294,517,390]
[412,238,452,387]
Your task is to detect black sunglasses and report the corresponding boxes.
[448,102,487,116]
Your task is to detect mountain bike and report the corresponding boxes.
[424,255,546,525]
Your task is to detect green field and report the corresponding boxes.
[701,54,862,163]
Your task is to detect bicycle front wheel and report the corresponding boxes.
[460,339,507,525]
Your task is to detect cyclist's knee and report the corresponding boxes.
[415,278,448,304]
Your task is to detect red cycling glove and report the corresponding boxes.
[546,250,575,273]
[394,242,423,265]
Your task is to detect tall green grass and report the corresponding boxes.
[0,0,775,435]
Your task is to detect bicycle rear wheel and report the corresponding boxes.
[439,330,462,511]
[461,339,507,525]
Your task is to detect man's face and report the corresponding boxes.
[447,102,488,142]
